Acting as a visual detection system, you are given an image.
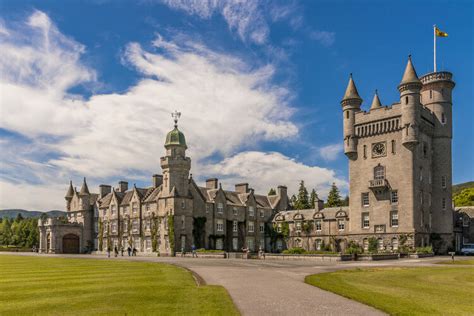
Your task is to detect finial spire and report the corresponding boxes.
[79,177,90,195]
[370,90,382,109]
[171,110,181,128]
[400,55,420,85]
[342,74,362,102]
[65,180,74,199]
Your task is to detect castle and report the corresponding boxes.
[38,56,456,254]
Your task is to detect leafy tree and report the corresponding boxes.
[15,213,24,222]
[342,195,349,206]
[310,189,319,209]
[326,183,342,207]
[268,188,276,196]
[294,181,310,210]
[453,188,474,207]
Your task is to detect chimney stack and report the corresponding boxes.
[118,181,128,193]
[206,178,218,189]
[235,183,249,193]
[99,185,112,198]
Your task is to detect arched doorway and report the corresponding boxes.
[62,234,80,254]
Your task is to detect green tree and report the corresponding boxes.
[290,194,297,210]
[294,181,310,210]
[310,189,319,209]
[342,195,349,206]
[453,188,474,206]
[326,183,342,207]
[268,188,276,196]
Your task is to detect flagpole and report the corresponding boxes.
[433,24,437,72]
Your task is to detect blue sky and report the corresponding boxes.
[0,0,472,210]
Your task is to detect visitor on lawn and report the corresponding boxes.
[106,247,111,258]
[192,244,197,258]
[127,246,131,256]
[114,246,118,257]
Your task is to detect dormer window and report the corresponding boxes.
[217,203,224,213]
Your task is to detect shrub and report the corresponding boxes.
[345,241,363,254]
[196,248,224,253]
[415,246,433,254]
[282,247,306,254]
[368,237,378,253]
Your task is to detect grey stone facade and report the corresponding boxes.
[273,57,455,254]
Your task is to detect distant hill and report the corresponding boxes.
[453,181,474,207]
[453,181,474,196]
[0,209,66,219]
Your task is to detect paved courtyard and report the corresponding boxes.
[2,253,464,315]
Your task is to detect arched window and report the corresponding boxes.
[374,164,385,180]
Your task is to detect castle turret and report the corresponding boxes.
[79,177,90,210]
[341,74,362,159]
[370,90,382,110]
[65,180,74,211]
[398,56,422,148]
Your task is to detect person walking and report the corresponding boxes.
[127,246,131,256]
[132,247,137,256]
[121,247,124,256]
[114,246,118,257]
[106,247,111,258]
[192,244,197,258]
[181,246,185,257]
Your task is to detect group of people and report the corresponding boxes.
[180,244,198,257]
[106,246,137,258]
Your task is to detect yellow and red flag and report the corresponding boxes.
[435,27,448,37]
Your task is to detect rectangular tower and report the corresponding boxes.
[342,57,454,253]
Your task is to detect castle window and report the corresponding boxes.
[422,142,428,158]
[181,215,185,229]
[420,192,424,205]
[391,140,396,154]
[132,219,139,233]
[390,190,398,204]
[315,239,322,250]
[216,219,224,232]
[390,211,399,227]
[430,90,433,99]
[392,238,399,250]
[111,205,116,216]
[441,113,446,124]
[145,204,150,215]
[132,202,138,215]
[362,213,370,228]
[295,221,302,232]
[405,96,408,104]
[374,165,385,180]
[259,209,265,218]
[259,223,265,233]
[181,200,185,209]
[249,206,255,217]
[111,222,117,233]
[419,167,423,182]
[315,219,322,231]
[377,238,384,250]
[363,145,367,159]
[217,203,224,213]
[362,193,370,207]
[441,88,444,96]
[233,207,238,216]
[441,176,447,189]
[442,198,447,210]
[248,221,255,233]
[338,219,345,231]
[346,111,349,119]
[233,220,238,232]
[123,221,128,232]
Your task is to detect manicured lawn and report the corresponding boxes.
[437,259,474,265]
[305,267,474,315]
[0,255,239,315]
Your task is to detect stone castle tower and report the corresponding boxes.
[342,56,455,251]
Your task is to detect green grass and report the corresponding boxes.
[0,255,239,315]
[305,267,474,315]
[437,259,474,265]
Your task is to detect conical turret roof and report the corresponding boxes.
[342,74,362,101]
[400,55,420,85]
[79,177,90,195]
[65,180,74,199]
[370,90,382,109]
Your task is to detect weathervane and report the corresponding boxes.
[171,110,181,128]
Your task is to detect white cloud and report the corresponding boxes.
[200,151,347,199]
[0,10,345,211]
[160,0,270,44]
[318,143,343,161]
[309,30,336,47]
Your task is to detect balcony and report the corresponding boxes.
[369,178,389,189]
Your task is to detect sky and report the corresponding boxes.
[0,0,473,211]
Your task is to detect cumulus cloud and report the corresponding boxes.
[318,143,343,161]
[0,10,346,211]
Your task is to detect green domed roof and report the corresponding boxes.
[165,127,187,148]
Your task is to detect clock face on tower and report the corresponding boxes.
[372,142,387,158]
